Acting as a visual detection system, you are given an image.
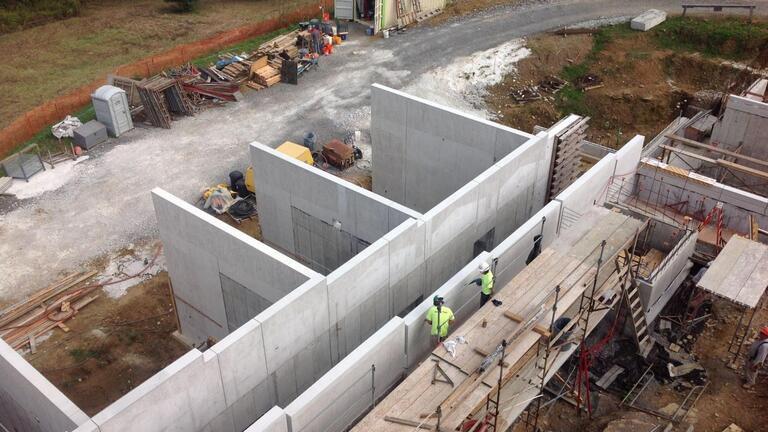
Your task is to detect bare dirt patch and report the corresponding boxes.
[486,26,761,147]
[25,271,188,415]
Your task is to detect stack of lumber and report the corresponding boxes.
[219,60,253,82]
[0,271,99,353]
[248,55,280,89]
[353,209,644,432]
[257,30,300,58]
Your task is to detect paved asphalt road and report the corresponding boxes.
[1,0,764,301]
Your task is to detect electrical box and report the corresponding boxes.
[73,120,108,150]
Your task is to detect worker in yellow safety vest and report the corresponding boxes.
[425,296,455,344]
[472,261,494,307]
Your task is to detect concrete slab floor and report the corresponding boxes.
[0,0,733,303]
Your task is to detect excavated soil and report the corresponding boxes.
[25,272,188,415]
[487,30,760,147]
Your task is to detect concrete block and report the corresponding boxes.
[0,339,88,432]
[92,350,227,432]
[245,406,288,432]
[631,9,666,31]
[285,318,406,432]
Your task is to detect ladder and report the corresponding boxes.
[622,270,653,357]
[620,364,654,407]
[522,286,561,431]
[482,340,506,432]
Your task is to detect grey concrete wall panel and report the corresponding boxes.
[0,340,88,432]
[245,406,288,432]
[712,95,768,160]
[370,84,534,213]
[91,350,227,432]
[490,201,562,289]
[384,218,428,317]
[635,163,768,232]
[285,318,406,432]
[556,153,617,216]
[72,420,100,432]
[209,319,272,428]
[220,274,272,332]
[640,230,698,319]
[423,181,481,291]
[609,135,644,202]
[255,276,332,405]
[151,189,316,344]
[403,253,492,369]
[251,142,419,274]
[326,237,391,363]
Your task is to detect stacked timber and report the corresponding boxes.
[0,271,99,352]
[137,76,194,128]
[251,64,281,88]
[257,30,300,58]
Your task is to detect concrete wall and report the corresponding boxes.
[371,84,534,213]
[90,349,227,432]
[0,339,88,432]
[490,201,562,288]
[634,160,768,232]
[285,318,405,432]
[421,133,553,292]
[712,94,768,162]
[639,229,698,321]
[403,253,492,368]
[152,189,319,344]
[245,407,287,432]
[251,142,420,274]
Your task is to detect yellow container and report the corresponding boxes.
[245,142,313,193]
[276,141,314,165]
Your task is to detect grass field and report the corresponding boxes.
[0,0,312,132]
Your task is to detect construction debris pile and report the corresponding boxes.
[105,23,344,129]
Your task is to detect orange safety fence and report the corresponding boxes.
[0,0,333,158]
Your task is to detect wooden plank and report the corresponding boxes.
[502,311,551,337]
[717,159,768,181]
[666,134,768,169]
[659,144,717,165]
[383,416,447,431]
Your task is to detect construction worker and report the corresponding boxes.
[472,261,494,307]
[425,296,454,344]
[743,326,768,389]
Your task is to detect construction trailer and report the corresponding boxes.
[335,0,445,33]
[0,83,722,432]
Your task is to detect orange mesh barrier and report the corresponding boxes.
[0,0,332,157]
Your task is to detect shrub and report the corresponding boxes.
[164,0,198,13]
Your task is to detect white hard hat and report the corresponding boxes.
[479,262,490,273]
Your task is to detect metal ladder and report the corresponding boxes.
[620,364,654,408]
[521,286,561,431]
[622,268,653,357]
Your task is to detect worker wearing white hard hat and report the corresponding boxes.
[472,261,494,307]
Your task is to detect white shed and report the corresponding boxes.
[91,85,133,138]
[335,0,445,33]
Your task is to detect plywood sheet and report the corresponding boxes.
[697,235,768,308]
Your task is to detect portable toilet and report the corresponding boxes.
[91,85,133,137]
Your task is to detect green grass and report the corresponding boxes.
[653,16,768,60]
[556,86,590,116]
[7,24,296,158]
[0,0,81,34]
[192,26,296,67]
